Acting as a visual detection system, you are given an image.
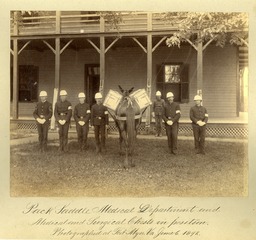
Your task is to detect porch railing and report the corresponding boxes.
[10,11,177,36]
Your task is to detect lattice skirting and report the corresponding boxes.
[11,121,248,138]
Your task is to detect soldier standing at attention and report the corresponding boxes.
[190,95,209,154]
[162,92,181,155]
[33,91,52,152]
[91,92,109,153]
[152,91,165,137]
[54,90,72,152]
[73,92,91,151]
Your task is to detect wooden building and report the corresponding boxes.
[10,11,248,137]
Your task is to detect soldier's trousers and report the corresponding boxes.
[57,122,70,151]
[36,122,49,150]
[76,122,89,150]
[155,115,163,135]
[94,124,106,150]
[165,122,179,151]
[192,125,206,151]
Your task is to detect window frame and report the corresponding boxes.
[156,62,189,103]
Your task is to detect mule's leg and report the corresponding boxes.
[118,121,129,168]
[121,130,129,168]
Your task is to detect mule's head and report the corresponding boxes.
[118,85,134,98]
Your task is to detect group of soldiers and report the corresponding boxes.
[33,90,108,153]
[152,91,208,155]
[33,89,208,155]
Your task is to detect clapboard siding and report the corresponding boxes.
[203,45,238,117]
[11,44,238,119]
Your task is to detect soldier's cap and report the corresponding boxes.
[95,92,103,99]
[39,91,47,97]
[194,95,202,101]
[166,92,174,98]
[78,92,86,98]
[60,90,68,96]
[156,91,161,96]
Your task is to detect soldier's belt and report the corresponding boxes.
[78,116,85,119]
[59,113,67,116]
[39,115,45,118]
[95,117,102,119]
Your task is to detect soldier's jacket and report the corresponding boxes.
[190,105,208,125]
[162,101,181,123]
[54,100,72,122]
[153,99,165,115]
[33,101,52,121]
[91,103,109,126]
[74,103,91,124]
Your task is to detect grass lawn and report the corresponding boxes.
[10,136,248,197]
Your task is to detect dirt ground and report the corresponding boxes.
[10,136,248,197]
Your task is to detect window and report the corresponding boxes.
[10,65,39,102]
[156,63,189,103]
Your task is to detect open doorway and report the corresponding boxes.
[84,64,100,107]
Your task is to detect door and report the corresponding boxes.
[84,64,100,107]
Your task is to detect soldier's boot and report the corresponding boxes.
[63,145,69,153]
[96,144,100,153]
[101,144,106,154]
[200,145,205,155]
[59,141,64,152]
[39,142,44,152]
[42,144,47,152]
[78,142,83,152]
[82,141,87,151]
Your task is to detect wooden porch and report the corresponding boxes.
[10,11,248,134]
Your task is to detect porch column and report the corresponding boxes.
[99,16,105,94]
[146,12,153,129]
[197,39,203,97]
[55,38,60,89]
[50,11,61,129]
[55,11,61,90]
[12,12,19,120]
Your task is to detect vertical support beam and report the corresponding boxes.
[99,16,105,94]
[12,11,19,120]
[146,12,153,129]
[51,11,61,129]
[197,40,203,97]
[236,47,240,116]
[55,11,61,89]
[55,38,60,89]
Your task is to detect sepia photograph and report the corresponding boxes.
[1,1,256,239]
[10,10,248,197]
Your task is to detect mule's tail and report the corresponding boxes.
[126,104,135,154]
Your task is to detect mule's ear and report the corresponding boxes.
[118,85,124,93]
[128,87,134,93]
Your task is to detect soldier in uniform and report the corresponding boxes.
[54,90,72,152]
[162,92,181,155]
[33,91,52,152]
[91,92,109,153]
[73,92,91,151]
[152,91,165,137]
[190,95,209,154]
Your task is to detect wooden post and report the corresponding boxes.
[99,16,105,94]
[12,11,19,120]
[55,38,60,89]
[55,11,61,89]
[146,12,153,130]
[51,11,61,129]
[197,38,203,97]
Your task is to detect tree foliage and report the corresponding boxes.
[157,12,248,48]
